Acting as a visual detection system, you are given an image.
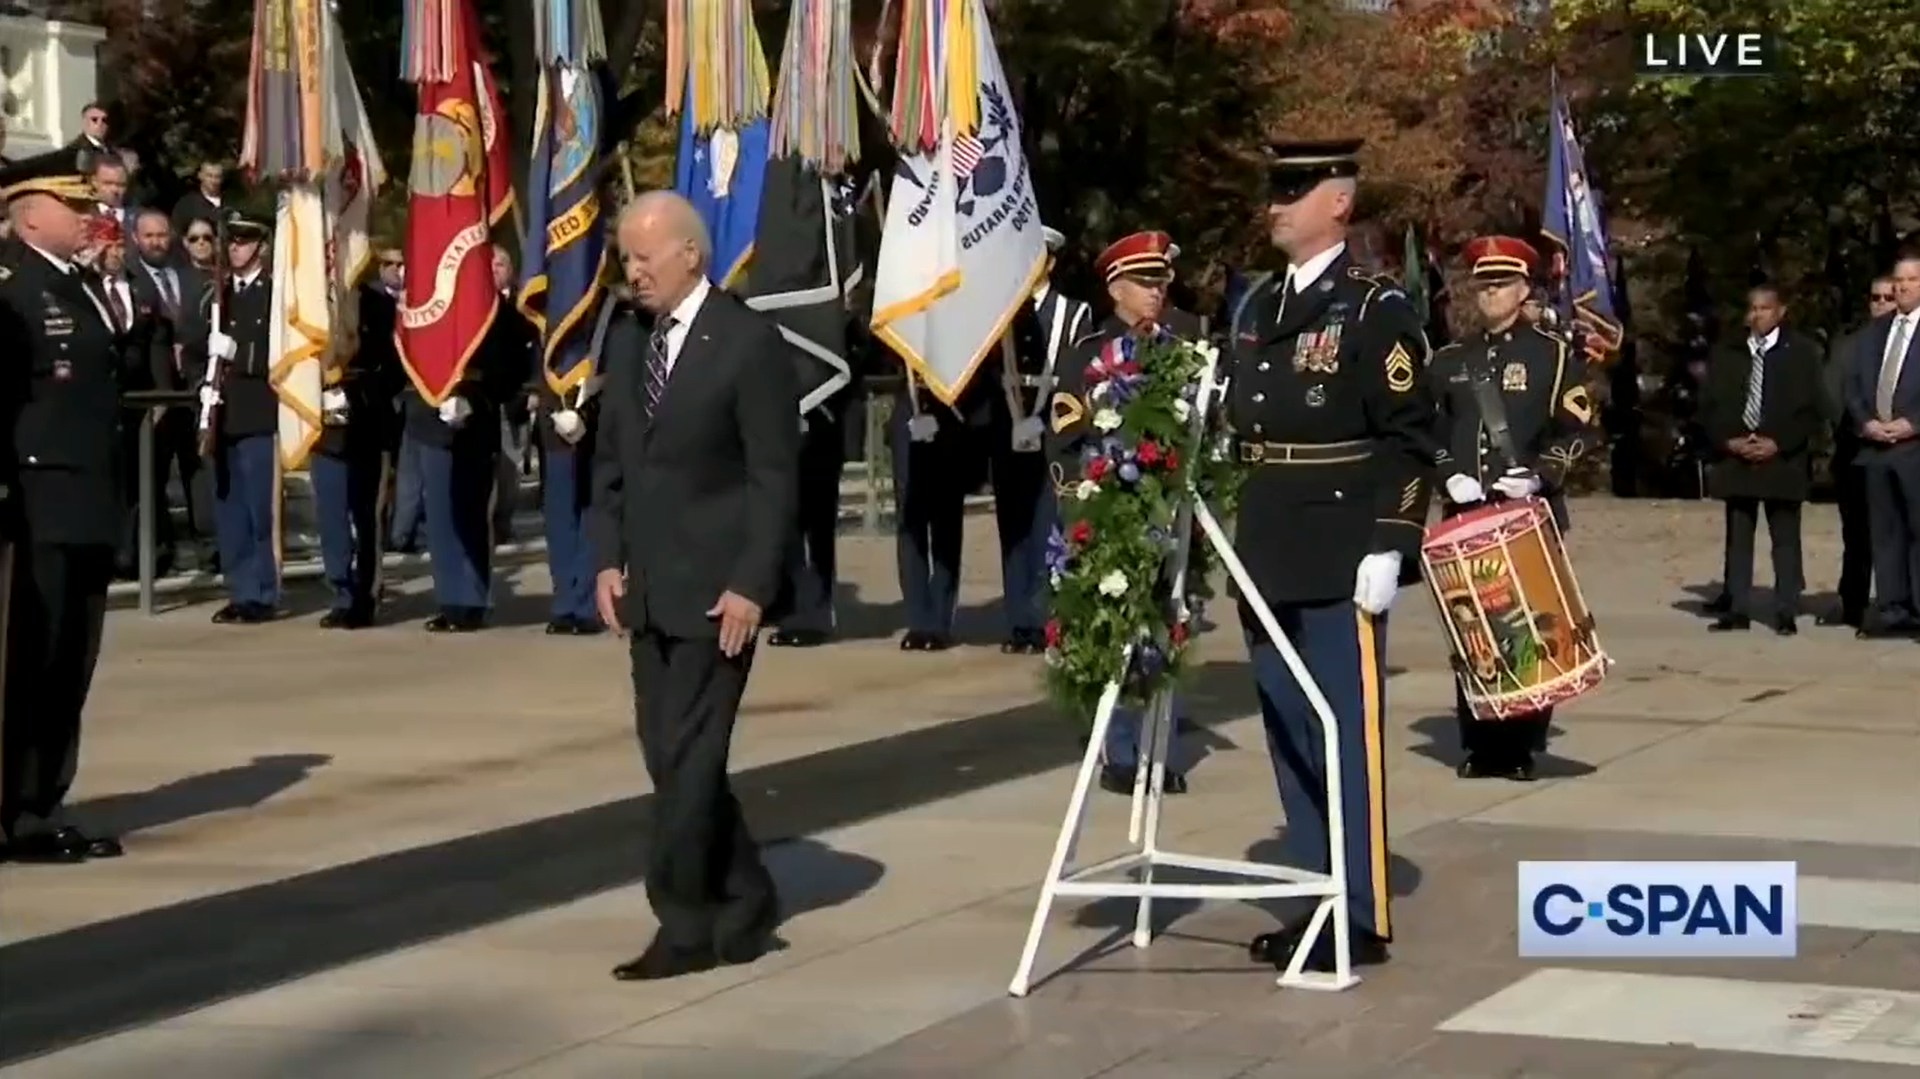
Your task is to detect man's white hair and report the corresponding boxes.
[620,190,713,270]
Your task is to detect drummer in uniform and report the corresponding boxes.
[1050,229,1201,796]
[1427,236,1594,781]
[1225,140,1435,973]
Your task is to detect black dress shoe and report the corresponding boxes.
[715,931,776,967]
[769,628,829,647]
[237,603,277,624]
[1000,629,1044,655]
[1817,609,1864,628]
[1708,614,1751,632]
[1252,922,1389,972]
[1,831,86,864]
[60,827,123,858]
[1098,764,1136,795]
[1704,592,1732,614]
[425,613,484,633]
[210,603,245,625]
[321,607,373,630]
[1163,771,1189,794]
[1772,615,1798,637]
[900,631,952,652]
[611,940,717,981]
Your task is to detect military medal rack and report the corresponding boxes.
[1007,347,1361,996]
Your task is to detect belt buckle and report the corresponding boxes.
[1241,442,1265,463]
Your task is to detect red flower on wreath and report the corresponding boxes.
[1136,439,1162,467]
[1068,520,1094,546]
[1086,456,1111,482]
[1045,619,1063,648]
[1164,447,1181,473]
[1169,621,1189,646]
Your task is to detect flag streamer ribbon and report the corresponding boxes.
[769,0,860,174]
[534,0,606,66]
[400,0,457,82]
[665,0,771,131]
[242,0,331,179]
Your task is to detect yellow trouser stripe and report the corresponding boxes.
[1355,610,1391,939]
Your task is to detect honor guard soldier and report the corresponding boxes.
[891,375,976,653]
[1428,236,1596,780]
[311,271,407,629]
[1227,140,1436,973]
[1050,229,1201,795]
[0,149,133,863]
[993,226,1092,654]
[534,291,615,636]
[198,209,280,623]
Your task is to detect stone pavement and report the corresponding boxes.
[0,497,1916,1077]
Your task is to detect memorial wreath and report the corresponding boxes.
[1044,331,1242,719]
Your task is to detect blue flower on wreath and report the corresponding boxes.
[1044,524,1072,578]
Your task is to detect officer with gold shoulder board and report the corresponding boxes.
[1227,139,1436,973]
[0,149,134,863]
[1427,235,1595,781]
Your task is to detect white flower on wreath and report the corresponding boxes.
[1075,480,1100,501]
[1191,340,1220,368]
[1098,570,1128,598]
[1092,408,1122,432]
[1089,381,1110,402]
[1171,398,1191,423]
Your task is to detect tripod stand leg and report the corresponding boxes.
[1132,689,1174,948]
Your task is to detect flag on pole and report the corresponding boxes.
[869,0,1047,405]
[519,1,609,396]
[741,0,864,414]
[241,0,385,471]
[1542,71,1622,359]
[1401,223,1428,326]
[667,0,771,287]
[398,0,515,405]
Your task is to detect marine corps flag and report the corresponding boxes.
[870,0,1047,405]
[398,0,514,405]
[1542,72,1622,360]
[519,1,609,396]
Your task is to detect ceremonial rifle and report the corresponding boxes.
[194,214,230,458]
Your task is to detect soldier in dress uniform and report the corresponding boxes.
[891,374,978,652]
[0,149,133,863]
[992,226,1092,654]
[1226,140,1436,973]
[310,277,407,629]
[533,290,616,637]
[197,210,280,624]
[1050,229,1201,795]
[1427,235,1596,781]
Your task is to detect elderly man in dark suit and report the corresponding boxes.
[1702,283,1823,635]
[589,190,800,982]
[1846,253,1920,638]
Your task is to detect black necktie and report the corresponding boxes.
[643,317,675,424]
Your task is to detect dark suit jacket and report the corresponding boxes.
[120,270,174,393]
[1703,328,1822,502]
[587,285,801,639]
[1845,311,1920,468]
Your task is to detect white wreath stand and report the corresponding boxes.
[1007,351,1360,996]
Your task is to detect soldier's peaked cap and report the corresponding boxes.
[1265,139,1362,200]
[1463,235,1540,281]
[1094,230,1179,285]
[224,209,271,240]
[0,148,95,205]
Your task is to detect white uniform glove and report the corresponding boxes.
[1493,468,1542,500]
[906,414,938,442]
[207,330,238,361]
[1012,415,1045,453]
[437,395,473,427]
[1352,551,1402,615]
[552,408,585,444]
[197,383,222,408]
[321,388,349,413]
[1444,473,1486,505]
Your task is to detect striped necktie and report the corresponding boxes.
[1741,338,1766,430]
[642,317,674,424]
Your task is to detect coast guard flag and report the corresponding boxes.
[678,111,770,288]
[1542,74,1622,354]
[869,0,1047,406]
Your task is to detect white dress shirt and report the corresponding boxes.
[1285,242,1347,294]
[661,276,712,375]
[1749,327,1779,355]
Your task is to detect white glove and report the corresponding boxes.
[906,414,938,443]
[1012,416,1045,453]
[552,409,585,444]
[437,396,472,427]
[197,383,222,408]
[321,388,349,413]
[1493,468,1542,500]
[1352,551,1402,615]
[207,330,238,361]
[1444,473,1486,505]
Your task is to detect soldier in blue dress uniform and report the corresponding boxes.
[1426,235,1596,781]
[310,276,406,628]
[1226,140,1436,973]
[0,149,133,862]
[198,210,280,624]
[534,294,616,636]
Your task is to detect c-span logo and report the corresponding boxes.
[1519,861,1797,958]
[1635,32,1780,77]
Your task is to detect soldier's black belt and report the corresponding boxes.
[1237,439,1372,466]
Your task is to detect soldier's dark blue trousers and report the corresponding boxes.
[213,434,279,608]
[1102,694,1187,770]
[1246,602,1393,941]
[310,449,382,613]
[993,447,1054,634]
[890,414,965,636]
[420,442,494,612]
[541,447,595,623]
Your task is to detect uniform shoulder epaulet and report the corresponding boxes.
[1528,322,1572,346]
[1348,266,1408,303]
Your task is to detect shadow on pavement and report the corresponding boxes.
[72,753,333,839]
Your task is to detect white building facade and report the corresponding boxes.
[0,12,105,157]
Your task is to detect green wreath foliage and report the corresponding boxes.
[1043,330,1243,720]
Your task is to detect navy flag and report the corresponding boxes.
[1542,73,1622,358]
[519,63,609,395]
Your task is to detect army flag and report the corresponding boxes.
[870,0,1047,405]
[398,0,515,405]
[1542,73,1622,358]
[519,63,609,395]
[667,0,771,287]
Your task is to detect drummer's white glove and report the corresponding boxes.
[207,330,238,362]
[437,396,472,428]
[197,383,222,408]
[1493,468,1542,500]
[1353,551,1402,615]
[1443,473,1486,505]
[551,408,586,444]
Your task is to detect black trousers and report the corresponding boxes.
[1864,459,1920,622]
[630,629,776,950]
[1834,452,1872,617]
[781,413,847,633]
[890,413,966,635]
[1723,497,1804,619]
[2,541,112,838]
[1455,681,1550,765]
